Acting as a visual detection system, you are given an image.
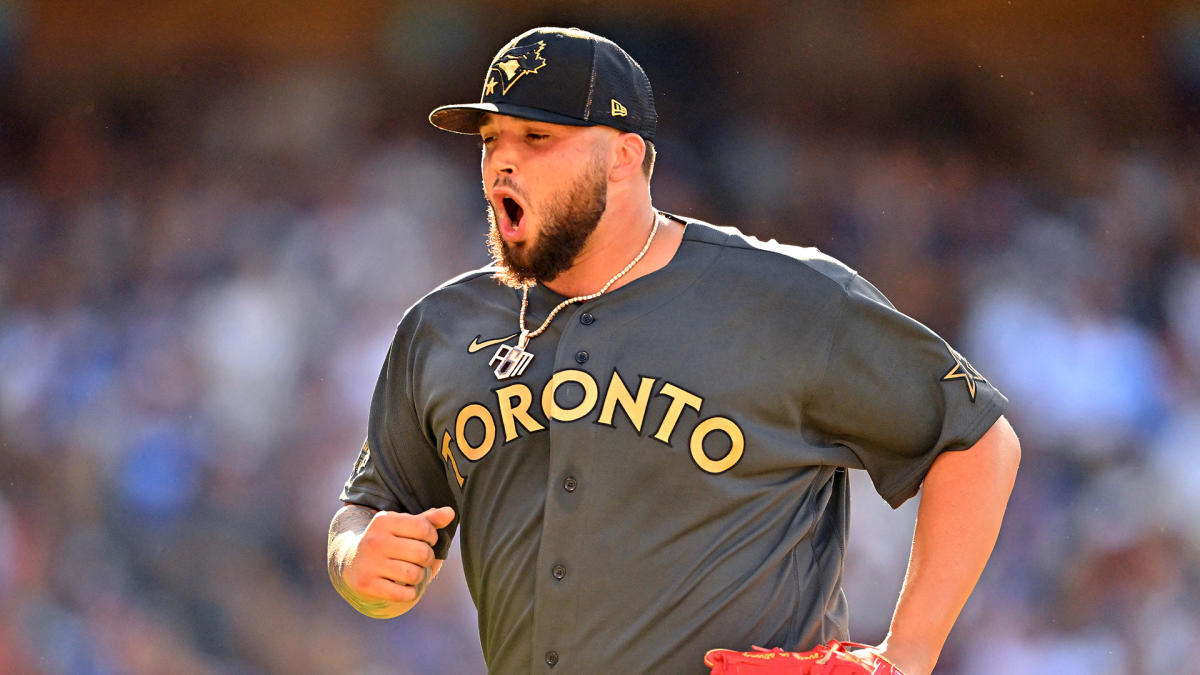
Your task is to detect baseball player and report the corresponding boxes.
[327,27,1020,675]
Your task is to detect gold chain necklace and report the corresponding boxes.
[489,212,660,380]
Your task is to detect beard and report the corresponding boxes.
[486,153,608,288]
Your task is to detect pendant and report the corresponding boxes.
[490,331,534,380]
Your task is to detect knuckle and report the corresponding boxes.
[380,511,417,532]
[394,537,418,559]
[412,539,436,563]
[400,563,424,585]
[393,584,417,603]
[360,531,391,555]
[370,579,408,603]
[403,540,434,567]
[345,565,373,592]
[372,510,407,531]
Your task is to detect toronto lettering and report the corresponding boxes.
[439,369,744,484]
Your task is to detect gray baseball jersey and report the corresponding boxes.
[340,215,1007,674]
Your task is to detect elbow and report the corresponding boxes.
[938,415,1021,492]
[928,415,1022,490]
[991,415,1022,493]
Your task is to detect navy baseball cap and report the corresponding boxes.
[429,27,657,142]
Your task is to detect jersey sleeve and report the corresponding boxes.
[339,325,458,559]
[802,273,1007,508]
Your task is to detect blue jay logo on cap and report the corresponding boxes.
[484,41,547,97]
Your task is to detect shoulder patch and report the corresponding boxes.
[941,346,987,402]
[353,440,370,474]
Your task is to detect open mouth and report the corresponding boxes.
[493,192,527,241]
[502,197,524,226]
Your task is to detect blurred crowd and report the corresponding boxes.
[2,3,1199,673]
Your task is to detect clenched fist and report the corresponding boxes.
[328,504,456,618]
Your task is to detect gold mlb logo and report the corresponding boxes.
[611,99,628,117]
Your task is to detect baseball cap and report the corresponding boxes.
[429,27,657,142]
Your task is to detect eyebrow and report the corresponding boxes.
[477,116,559,135]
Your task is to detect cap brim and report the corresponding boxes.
[429,103,597,135]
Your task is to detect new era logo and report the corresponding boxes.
[611,99,628,117]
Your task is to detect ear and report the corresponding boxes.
[608,132,646,183]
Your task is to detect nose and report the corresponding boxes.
[482,135,518,176]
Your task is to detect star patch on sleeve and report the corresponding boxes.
[941,347,987,402]
[353,439,370,474]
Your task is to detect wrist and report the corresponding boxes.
[876,636,938,675]
[328,532,406,618]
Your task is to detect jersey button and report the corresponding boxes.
[574,350,589,364]
[545,650,559,667]
[563,476,578,492]
[579,312,595,325]
[552,564,566,580]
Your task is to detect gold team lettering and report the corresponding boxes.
[439,369,745,484]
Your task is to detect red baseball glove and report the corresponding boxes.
[704,640,905,675]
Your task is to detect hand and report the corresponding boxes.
[341,506,456,607]
[849,643,932,675]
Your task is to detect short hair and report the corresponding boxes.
[641,140,656,180]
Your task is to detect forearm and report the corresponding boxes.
[883,417,1021,673]
[327,503,435,619]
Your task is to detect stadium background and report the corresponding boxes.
[1,0,1198,672]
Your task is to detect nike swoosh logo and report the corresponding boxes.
[468,333,519,353]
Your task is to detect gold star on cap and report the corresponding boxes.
[484,77,498,96]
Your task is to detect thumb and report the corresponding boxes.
[421,506,456,529]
